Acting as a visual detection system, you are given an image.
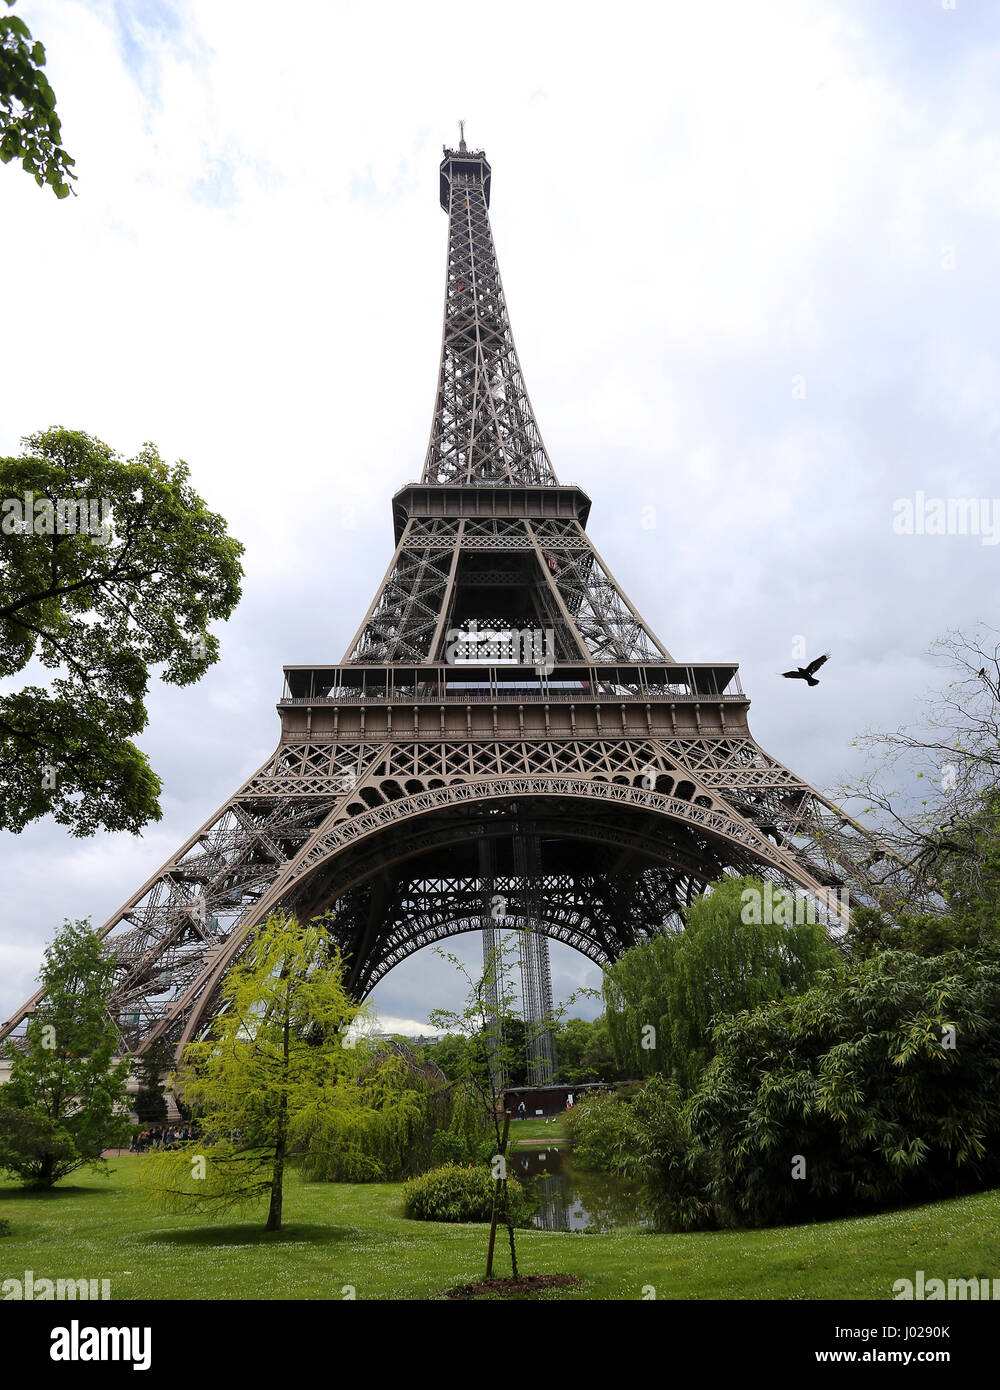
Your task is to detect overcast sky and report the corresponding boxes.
[2,0,998,1033]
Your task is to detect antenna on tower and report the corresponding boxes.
[458,119,467,152]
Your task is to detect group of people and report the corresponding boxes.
[129,1125,195,1152]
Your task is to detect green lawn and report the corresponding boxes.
[1,1158,998,1300]
[509,1112,570,1145]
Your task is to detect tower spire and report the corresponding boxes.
[426,138,557,486]
[458,118,467,152]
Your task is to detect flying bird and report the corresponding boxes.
[781,652,830,688]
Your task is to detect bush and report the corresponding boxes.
[402,1164,532,1225]
[688,946,1000,1227]
[617,1075,721,1232]
[563,1089,628,1171]
[561,1080,720,1231]
[0,1218,10,1237]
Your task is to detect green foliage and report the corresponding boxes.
[0,1217,10,1236]
[848,793,1000,960]
[430,1130,468,1166]
[294,1034,493,1182]
[0,427,244,835]
[0,919,131,1187]
[847,905,984,960]
[563,1089,628,1171]
[419,1031,470,1081]
[687,946,1000,1227]
[0,1,75,197]
[944,792,1000,939]
[563,1080,719,1232]
[553,1015,627,1084]
[296,1047,437,1182]
[848,794,1000,961]
[402,1164,532,1225]
[132,1039,172,1125]
[438,1077,493,1165]
[147,914,361,1231]
[614,1075,721,1232]
[604,875,836,1090]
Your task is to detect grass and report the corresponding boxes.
[508,1112,570,1145]
[2,1158,999,1300]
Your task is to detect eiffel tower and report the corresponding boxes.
[2,130,927,1060]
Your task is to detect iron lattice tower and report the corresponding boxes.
[2,134,932,1060]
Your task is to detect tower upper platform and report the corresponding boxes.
[440,145,491,210]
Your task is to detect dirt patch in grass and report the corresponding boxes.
[445,1273,582,1300]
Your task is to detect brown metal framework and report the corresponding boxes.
[0,136,933,1057]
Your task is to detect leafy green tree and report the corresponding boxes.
[0,1,75,197]
[132,1039,173,1125]
[604,875,836,1090]
[563,1087,628,1169]
[553,1015,625,1084]
[148,914,361,1231]
[847,904,980,960]
[0,919,131,1187]
[688,946,1000,1226]
[296,1042,441,1182]
[420,1031,471,1081]
[925,790,1000,942]
[0,427,243,835]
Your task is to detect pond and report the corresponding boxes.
[512,1145,652,1232]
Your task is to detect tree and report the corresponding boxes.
[841,623,1000,884]
[687,946,1000,1227]
[844,792,1000,960]
[132,1039,173,1125]
[0,427,243,835]
[603,875,836,1091]
[0,1,75,197]
[943,792,1000,942]
[148,914,361,1232]
[429,936,561,1280]
[419,1031,471,1082]
[553,1015,626,1084]
[295,1040,445,1182]
[613,1075,721,1233]
[0,919,131,1188]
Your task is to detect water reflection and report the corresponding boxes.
[514,1147,651,1232]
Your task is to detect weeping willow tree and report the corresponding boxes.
[296,1039,451,1182]
[604,875,836,1092]
[297,1038,496,1181]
